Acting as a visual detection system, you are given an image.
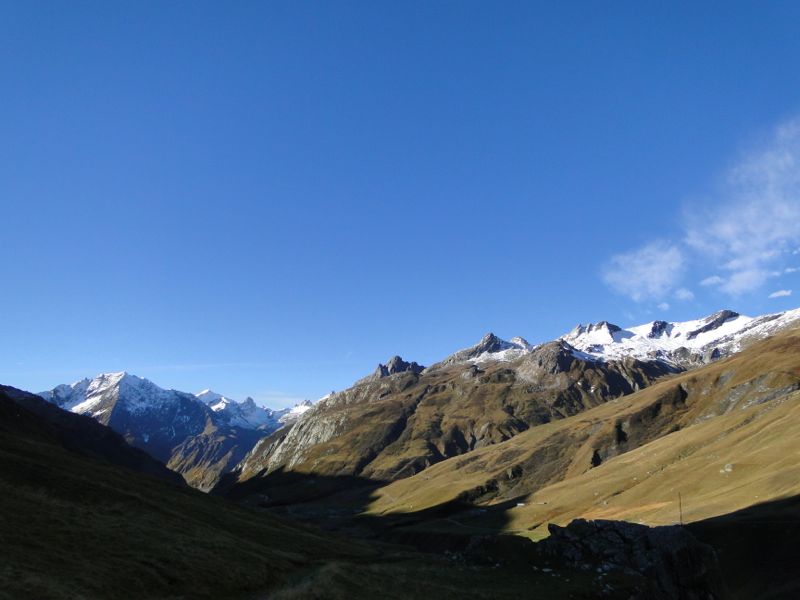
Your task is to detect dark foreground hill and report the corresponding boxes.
[2,372,797,597]
[0,384,652,599]
[0,385,183,485]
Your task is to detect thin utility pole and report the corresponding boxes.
[678,492,683,526]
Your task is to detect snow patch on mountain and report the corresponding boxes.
[279,399,313,424]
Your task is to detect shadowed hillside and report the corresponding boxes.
[690,495,800,600]
[0,386,183,485]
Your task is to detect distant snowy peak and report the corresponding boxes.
[195,389,316,429]
[39,371,187,418]
[430,332,535,369]
[194,389,281,430]
[562,308,800,367]
[41,371,318,435]
[278,399,313,424]
[195,389,229,408]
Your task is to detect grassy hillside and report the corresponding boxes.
[364,325,800,539]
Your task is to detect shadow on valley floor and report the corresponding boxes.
[689,495,800,600]
[217,468,800,600]
[215,469,736,600]
[215,467,537,563]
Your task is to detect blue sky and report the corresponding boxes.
[2,2,800,407]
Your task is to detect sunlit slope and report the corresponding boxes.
[233,341,672,487]
[368,326,800,535]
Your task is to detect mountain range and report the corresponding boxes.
[224,308,800,487]
[34,307,800,494]
[10,305,800,598]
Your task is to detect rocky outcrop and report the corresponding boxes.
[359,356,425,383]
[537,519,723,599]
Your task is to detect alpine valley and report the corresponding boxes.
[6,306,800,599]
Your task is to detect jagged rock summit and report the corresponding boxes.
[379,355,425,377]
[358,355,425,383]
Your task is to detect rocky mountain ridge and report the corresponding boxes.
[34,307,800,493]
[223,306,800,504]
[426,307,800,371]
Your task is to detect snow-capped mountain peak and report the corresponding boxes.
[195,388,222,402]
[430,332,535,369]
[39,371,175,416]
[564,321,627,347]
[195,389,238,412]
[562,307,800,367]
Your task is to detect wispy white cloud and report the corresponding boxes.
[769,289,792,299]
[657,302,670,311]
[684,118,800,294]
[675,288,695,301]
[786,267,799,274]
[603,117,800,301]
[699,275,724,287]
[602,241,684,302]
[720,269,771,295]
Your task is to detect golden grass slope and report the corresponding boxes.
[368,326,800,538]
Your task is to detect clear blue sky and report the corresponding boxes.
[3,2,800,407]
